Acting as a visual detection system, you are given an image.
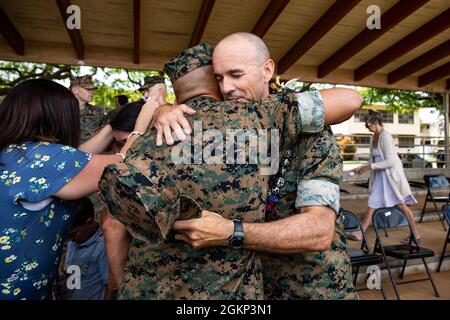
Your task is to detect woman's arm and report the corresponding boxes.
[55,100,160,200]
[370,132,397,170]
[54,154,122,200]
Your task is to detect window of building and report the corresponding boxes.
[356,136,371,146]
[354,109,369,122]
[379,110,394,123]
[398,113,414,124]
[399,137,415,148]
[355,109,394,123]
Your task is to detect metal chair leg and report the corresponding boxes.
[383,256,400,300]
[420,196,428,223]
[400,260,407,279]
[379,280,387,300]
[432,200,447,230]
[422,258,440,298]
[353,265,360,286]
[437,237,449,273]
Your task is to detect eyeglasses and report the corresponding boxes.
[365,122,372,129]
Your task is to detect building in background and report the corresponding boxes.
[331,105,440,168]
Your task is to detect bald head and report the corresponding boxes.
[216,32,270,65]
[213,32,275,102]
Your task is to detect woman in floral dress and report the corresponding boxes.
[0,79,157,299]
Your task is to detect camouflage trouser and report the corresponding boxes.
[261,219,359,300]
[117,239,265,300]
[261,250,358,300]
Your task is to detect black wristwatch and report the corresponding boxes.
[228,219,246,249]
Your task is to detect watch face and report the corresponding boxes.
[229,237,244,249]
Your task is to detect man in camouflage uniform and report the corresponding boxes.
[99,43,343,299]
[70,75,108,144]
[139,75,167,102]
[107,75,167,127]
[154,33,360,299]
[261,130,357,299]
[216,32,358,300]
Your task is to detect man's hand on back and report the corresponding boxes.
[152,104,196,146]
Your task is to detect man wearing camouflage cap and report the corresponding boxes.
[139,75,166,100]
[131,74,167,116]
[100,43,359,299]
[107,75,168,133]
[70,75,108,144]
[153,33,361,300]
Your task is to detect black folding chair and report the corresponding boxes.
[421,175,449,230]
[372,207,440,300]
[437,205,450,273]
[341,209,386,299]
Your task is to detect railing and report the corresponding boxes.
[335,134,450,169]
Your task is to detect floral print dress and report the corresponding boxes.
[0,142,91,300]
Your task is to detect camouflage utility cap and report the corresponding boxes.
[139,75,166,91]
[163,43,214,83]
[99,158,202,243]
[70,75,97,89]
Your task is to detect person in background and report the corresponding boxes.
[139,75,167,104]
[351,110,420,243]
[70,75,108,144]
[0,79,159,300]
[114,95,129,110]
[109,102,144,152]
[102,76,166,140]
[62,198,109,300]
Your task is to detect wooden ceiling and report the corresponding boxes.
[0,0,449,92]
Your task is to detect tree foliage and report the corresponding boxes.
[360,87,444,114]
[0,61,76,96]
[1,61,446,113]
[0,61,171,109]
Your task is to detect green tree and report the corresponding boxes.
[0,60,173,109]
[360,87,444,114]
[0,61,76,96]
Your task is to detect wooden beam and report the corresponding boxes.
[133,0,140,64]
[318,0,429,78]
[447,79,450,91]
[1,40,447,93]
[418,62,450,87]
[388,40,450,84]
[277,0,360,75]
[0,5,24,55]
[189,0,215,47]
[355,9,450,81]
[55,0,85,60]
[251,0,290,38]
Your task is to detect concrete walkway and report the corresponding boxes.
[358,270,450,300]
[341,188,449,300]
